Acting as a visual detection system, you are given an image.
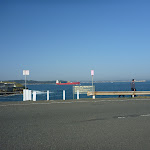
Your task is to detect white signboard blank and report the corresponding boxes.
[73,86,95,94]
[23,70,29,75]
[91,70,94,76]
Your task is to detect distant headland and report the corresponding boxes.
[1,79,147,85]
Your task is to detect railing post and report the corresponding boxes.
[132,91,135,98]
[23,89,26,101]
[47,90,49,100]
[93,95,95,99]
[28,90,32,100]
[23,89,32,101]
[33,91,36,101]
[63,90,65,100]
[77,90,79,99]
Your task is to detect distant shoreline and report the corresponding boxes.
[1,80,147,85]
[82,80,146,83]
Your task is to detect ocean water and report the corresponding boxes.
[0,82,150,102]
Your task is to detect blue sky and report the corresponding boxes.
[0,0,150,81]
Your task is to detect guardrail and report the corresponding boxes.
[87,91,150,98]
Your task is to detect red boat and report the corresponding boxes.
[56,80,80,85]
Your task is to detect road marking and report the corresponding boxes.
[140,114,150,117]
[118,116,126,119]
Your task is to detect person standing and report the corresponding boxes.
[131,79,136,91]
[131,79,136,97]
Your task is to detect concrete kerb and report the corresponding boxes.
[1,97,150,107]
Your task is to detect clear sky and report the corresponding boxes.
[0,0,150,81]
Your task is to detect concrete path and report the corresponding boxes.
[1,98,150,150]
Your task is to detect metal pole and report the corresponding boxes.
[73,86,74,100]
[63,90,65,100]
[47,90,49,100]
[92,75,93,93]
[92,75,95,99]
[33,91,36,101]
[77,90,79,99]
[25,75,26,89]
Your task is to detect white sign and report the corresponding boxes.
[91,70,94,76]
[23,70,29,75]
[73,86,95,94]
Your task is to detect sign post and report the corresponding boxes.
[23,70,29,89]
[91,70,95,99]
[23,70,30,101]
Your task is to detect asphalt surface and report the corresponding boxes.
[1,98,150,150]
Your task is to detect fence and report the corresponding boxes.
[23,89,85,101]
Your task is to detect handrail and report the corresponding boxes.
[87,91,150,96]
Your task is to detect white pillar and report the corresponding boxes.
[23,89,26,101]
[77,90,79,99]
[63,90,65,100]
[93,95,95,99]
[47,90,49,100]
[23,89,32,101]
[28,90,32,100]
[33,91,36,101]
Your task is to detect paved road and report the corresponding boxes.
[1,98,150,150]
